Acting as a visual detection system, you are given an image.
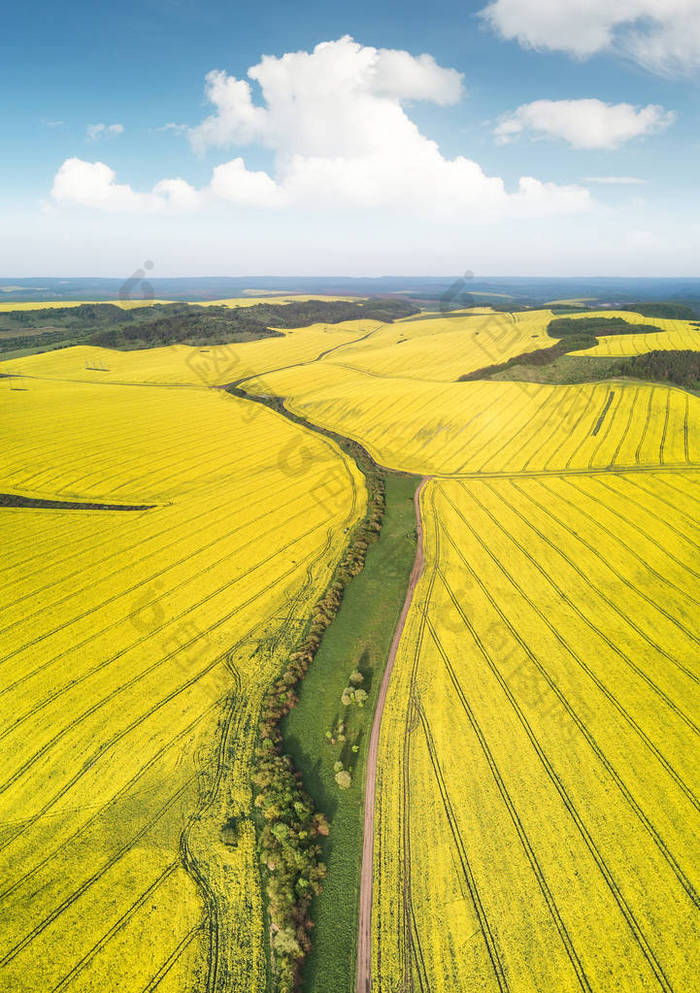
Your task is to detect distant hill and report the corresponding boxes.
[2,275,700,308]
[0,297,418,355]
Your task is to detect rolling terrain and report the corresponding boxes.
[0,372,363,992]
[1,301,697,993]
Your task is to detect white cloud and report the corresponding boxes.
[51,158,199,212]
[189,73,270,153]
[156,122,189,135]
[210,157,283,206]
[583,176,647,184]
[495,99,675,149]
[86,123,125,141]
[150,178,201,210]
[188,36,589,218]
[52,37,592,219]
[189,37,464,158]
[480,0,700,75]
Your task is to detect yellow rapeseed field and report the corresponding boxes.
[579,326,700,357]
[0,320,379,388]
[239,308,700,991]
[0,300,171,311]
[0,370,364,992]
[374,473,699,991]
[248,365,699,475]
[197,295,359,307]
[550,309,700,357]
[326,309,554,382]
[1,303,697,993]
[0,294,357,313]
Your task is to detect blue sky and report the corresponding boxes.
[2,0,698,276]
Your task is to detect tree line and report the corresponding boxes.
[0,298,418,351]
[227,387,388,993]
[547,316,663,338]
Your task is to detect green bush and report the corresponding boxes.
[547,316,662,338]
[335,770,352,790]
[244,386,389,991]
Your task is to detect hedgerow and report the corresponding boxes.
[236,387,387,991]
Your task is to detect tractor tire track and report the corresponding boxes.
[0,782,194,967]
[452,485,698,726]
[438,493,698,904]
[0,521,327,797]
[424,613,591,993]
[434,499,676,991]
[356,477,428,993]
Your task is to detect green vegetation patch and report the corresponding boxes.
[624,301,698,320]
[228,385,420,992]
[458,334,598,381]
[481,348,700,392]
[0,493,155,511]
[547,315,663,338]
[283,472,419,993]
[0,298,418,354]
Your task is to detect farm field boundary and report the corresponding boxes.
[372,472,699,992]
[282,471,420,993]
[227,383,421,992]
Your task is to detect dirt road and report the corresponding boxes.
[356,476,429,993]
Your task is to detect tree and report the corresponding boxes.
[272,927,302,957]
[335,770,352,789]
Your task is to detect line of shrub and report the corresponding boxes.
[547,315,663,337]
[457,343,700,392]
[614,349,700,390]
[457,333,598,381]
[0,493,153,511]
[0,330,67,352]
[229,387,386,992]
[623,301,698,320]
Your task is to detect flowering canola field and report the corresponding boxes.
[0,300,171,311]
[329,310,556,382]
[579,326,700,357]
[1,304,697,993]
[0,294,355,312]
[0,372,363,992]
[550,310,700,357]
[240,309,700,991]
[373,473,699,992]
[247,364,699,476]
[0,320,376,388]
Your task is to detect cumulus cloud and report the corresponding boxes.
[51,158,199,212]
[210,157,283,206]
[52,37,592,219]
[188,36,589,217]
[86,123,125,141]
[480,0,700,75]
[189,37,463,157]
[495,99,675,149]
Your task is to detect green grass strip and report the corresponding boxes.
[283,472,419,993]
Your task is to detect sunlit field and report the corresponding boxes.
[0,371,363,992]
[1,302,697,992]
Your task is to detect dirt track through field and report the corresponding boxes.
[356,476,429,993]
